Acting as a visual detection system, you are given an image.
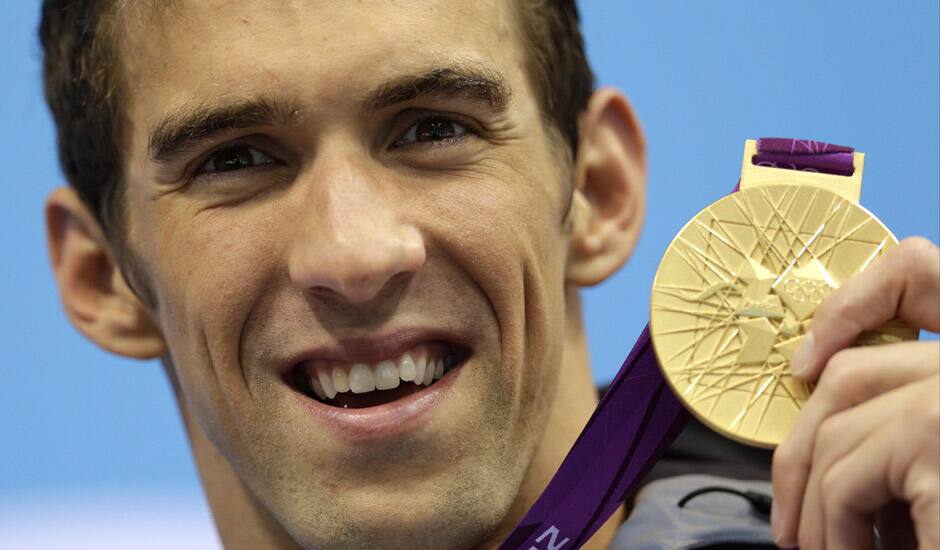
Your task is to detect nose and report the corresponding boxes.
[287,161,426,304]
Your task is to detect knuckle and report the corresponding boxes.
[814,416,845,462]
[814,291,860,331]
[897,236,940,276]
[816,349,876,406]
[912,466,940,492]
[817,349,857,392]
[898,235,938,256]
[912,391,940,441]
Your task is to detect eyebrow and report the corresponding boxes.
[149,96,302,162]
[148,64,512,162]
[365,65,513,113]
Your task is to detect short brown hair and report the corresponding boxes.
[40,0,595,238]
[40,0,128,238]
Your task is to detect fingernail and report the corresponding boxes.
[789,332,814,379]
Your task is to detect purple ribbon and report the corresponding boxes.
[753,137,855,176]
[499,327,689,549]
[500,138,854,549]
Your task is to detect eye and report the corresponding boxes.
[199,145,277,174]
[394,117,468,147]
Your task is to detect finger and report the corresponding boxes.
[822,423,890,550]
[791,236,940,382]
[771,341,939,546]
[794,379,918,549]
[821,377,939,550]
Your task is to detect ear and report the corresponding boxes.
[566,88,647,286]
[45,186,166,359]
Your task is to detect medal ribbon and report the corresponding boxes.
[753,137,855,176]
[499,327,689,550]
[500,138,855,550]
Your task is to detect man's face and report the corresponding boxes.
[119,1,574,546]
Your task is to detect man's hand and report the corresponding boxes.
[770,237,940,549]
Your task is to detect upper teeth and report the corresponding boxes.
[303,344,450,401]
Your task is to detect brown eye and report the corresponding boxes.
[416,119,459,141]
[201,145,276,174]
[395,117,468,147]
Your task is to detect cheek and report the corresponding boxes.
[154,212,269,331]
[154,203,283,311]
[427,160,570,398]
[428,154,570,273]
[145,207,283,445]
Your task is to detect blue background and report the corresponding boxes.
[1,0,937,544]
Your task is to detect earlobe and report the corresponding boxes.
[45,187,166,359]
[566,88,647,287]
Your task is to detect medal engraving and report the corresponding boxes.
[650,184,916,447]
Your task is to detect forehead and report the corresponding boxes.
[119,0,527,120]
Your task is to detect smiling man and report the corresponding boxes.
[41,1,938,549]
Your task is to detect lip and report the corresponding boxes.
[281,327,470,443]
[291,362,462,444]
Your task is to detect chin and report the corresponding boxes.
[227,353,530,550]
[266,464,516,550]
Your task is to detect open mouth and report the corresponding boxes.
[290,342,469,409]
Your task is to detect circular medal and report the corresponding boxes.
[650,184,917,448]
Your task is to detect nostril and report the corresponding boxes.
[307,270,412,305]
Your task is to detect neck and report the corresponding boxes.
[477,288,622,549]
[172,287,619,549]
[178,392,301,549]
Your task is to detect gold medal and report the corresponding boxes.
[649,140,917,448]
